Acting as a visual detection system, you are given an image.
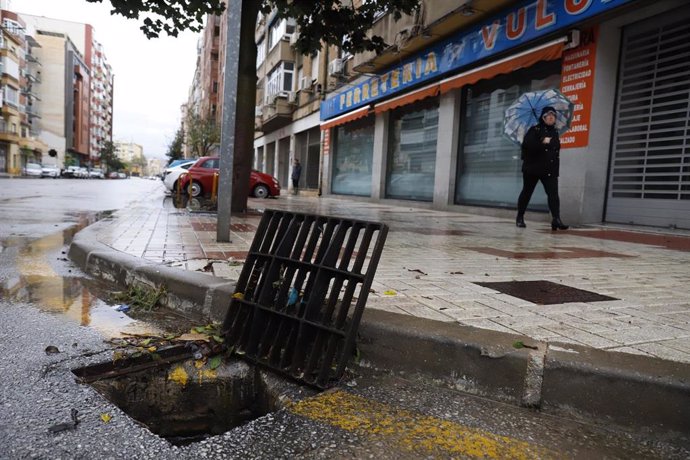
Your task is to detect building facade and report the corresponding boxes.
[318,0,690,229]
[0,8,48,175]
[20,14,113,169]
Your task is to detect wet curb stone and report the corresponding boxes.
[69,221,690,438]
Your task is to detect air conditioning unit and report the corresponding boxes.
[282,33,293,42]
[299,76,312,91]
[289,33,299,46]
[328,58,344,76]
[287,91,297,103]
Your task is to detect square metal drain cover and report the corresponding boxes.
[474,280,618,305]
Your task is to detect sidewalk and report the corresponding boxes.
[89,190,690,365]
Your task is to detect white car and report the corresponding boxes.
[88,168,104,179]
[23,162,42,177]
[41,164,60,178]
[163,160,196,192]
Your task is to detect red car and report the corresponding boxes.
[179,156,280,199]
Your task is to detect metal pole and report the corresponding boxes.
[216,0,243,242]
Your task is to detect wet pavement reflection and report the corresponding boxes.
[0,215,191,339]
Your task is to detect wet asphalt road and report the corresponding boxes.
[0,178,688,459]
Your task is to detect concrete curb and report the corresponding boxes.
[69,220,690,438]
[357,309,690,437]
[68,220,235,323]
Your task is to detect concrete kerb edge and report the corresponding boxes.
[68,225,236,324]
[357,309,690,437]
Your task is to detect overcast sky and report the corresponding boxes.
[15,0,201,160]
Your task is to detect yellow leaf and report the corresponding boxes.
[194,359,206,369]
[168,366,189,386]
[100,413,112,424]
[383,290,397,296]
[232,292,244,300]
[112,351,124,361]
[147,346,157,353]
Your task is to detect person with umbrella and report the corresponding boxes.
[516,106,569,230]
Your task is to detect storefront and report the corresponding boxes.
[320,0,690,229]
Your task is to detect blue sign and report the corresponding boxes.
[321,0,633,120]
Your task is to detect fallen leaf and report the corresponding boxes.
[177,332,211,342]
[407,268,428,275]
[100,413,112,424]
[383,290,397,296]
[209,355,222,370]
[232,292,244,300]
[194,359,206,369]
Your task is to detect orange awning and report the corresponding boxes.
[439,38,566,94]
[373,82,440,114]
[320,106,372,131]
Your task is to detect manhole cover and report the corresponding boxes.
[474,280,618,305]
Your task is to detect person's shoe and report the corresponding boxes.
[551,218,569,230]
[516,215,526,228]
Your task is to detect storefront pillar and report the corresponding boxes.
[370,111,390,200]
[433,89,462,208]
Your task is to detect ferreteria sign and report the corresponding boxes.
[321,0,634,120]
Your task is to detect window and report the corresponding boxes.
[212,81,218,93]
[3,85,19,107]
[386,99,439,201]
[256,39,266,67]
[201,158,219,169]
[455,61,561,209]
[264,62,295,103]
[332,116,375,196]
[268,18,296,50]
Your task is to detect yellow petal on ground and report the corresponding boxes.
[288,390,556,460]
[100,413,112,424]
[168,365,189,386]
[194,359,206,369]
[232,292,244,299]
[383,290,397,296]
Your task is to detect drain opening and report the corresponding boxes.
[73,349,299,446]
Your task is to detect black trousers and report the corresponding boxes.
[292,178,299,189]
[517,173,560,219]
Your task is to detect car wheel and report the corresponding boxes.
[190,180,203,197]
[172,180,179,192]
[253,184,270,198]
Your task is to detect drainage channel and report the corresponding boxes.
[72,350,315,446]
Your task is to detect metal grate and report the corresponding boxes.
[223,210,388,388]
[475,280,617,305]
[606,9,690,228]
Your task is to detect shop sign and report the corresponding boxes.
[322,129,330,156]
[560,26,598,148]
[321,0,633,121]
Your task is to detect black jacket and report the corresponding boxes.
[521,123,560,177]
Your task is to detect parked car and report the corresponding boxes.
[107,171,120,179]
[41,164,60,178]
[166,158,196,169]
[162,160,196,192]
[63,165,82,178]
[88,168,104,179]
[23,162,42,177]
[178,156,280,198]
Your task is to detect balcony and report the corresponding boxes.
[26,103,40,118]
[261,92,295,132]
[263,38,295,74]
[0,121,20,143]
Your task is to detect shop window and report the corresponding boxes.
[386,98,439,201]
[455,61,561,209]
[332,116,374,196]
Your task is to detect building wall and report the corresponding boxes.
[33,33,66,162]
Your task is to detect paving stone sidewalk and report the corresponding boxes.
[92,189,690,364]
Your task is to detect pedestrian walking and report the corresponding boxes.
[291,159,302,195]
[516,106,569,230]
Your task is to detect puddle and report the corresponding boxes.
[73,356,296,445]
[171,194,217,212]
[0,212,193,338]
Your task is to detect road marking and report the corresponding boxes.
[288,390,557,459]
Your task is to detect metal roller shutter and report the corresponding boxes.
[606,10,690,229]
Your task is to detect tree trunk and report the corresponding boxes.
[231,0,260,212]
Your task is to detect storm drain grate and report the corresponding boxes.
[474,280,618,305]
[223,210,388,388]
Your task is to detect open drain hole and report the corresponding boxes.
[73,349,311,445]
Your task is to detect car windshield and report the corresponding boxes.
[27,163,41,169]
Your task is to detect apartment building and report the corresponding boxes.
[318,0,690,229]
[20,14,114,169]
[0,8,48,175]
